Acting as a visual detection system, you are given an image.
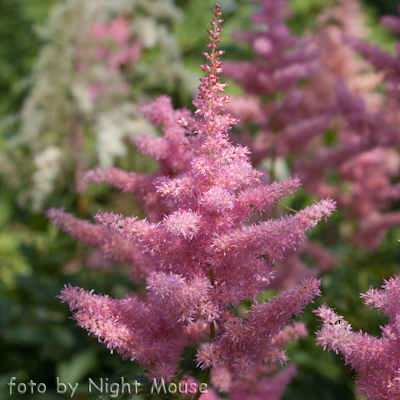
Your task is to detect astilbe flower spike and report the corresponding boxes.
[47,208,156,280]
[83,95,191,222]
[314,274,400,399]
[293,2,400,250]
[52,4,336,396]
[221,1,400,305]
[220,0,340,289]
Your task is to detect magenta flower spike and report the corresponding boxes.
[314,275,400,399]
[51,3,336,395]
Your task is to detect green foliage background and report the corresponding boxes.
[1,1,400,399]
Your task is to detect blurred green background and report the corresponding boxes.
[1,0,400,399]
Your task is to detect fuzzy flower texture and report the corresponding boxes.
[49,4,335,391]
[315,275,400,400]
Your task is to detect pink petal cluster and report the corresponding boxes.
[224,0,400,263]
[83,96,190,223]
[52,3,335,391]
[228,364,297,400]
[209,323,306,398]
[224,0,318,96]
[90,17,141,71]
[314,275,400,399]
[91,16,130,40]
[309,0,382,109]
[299,3,400,246]
[75,16,143,104]
[59,283,208,381]
[137,95,191,175]
[195,279,320,373]
[47,208,156,280]
[296,82,400,220]
[221,0,337,288]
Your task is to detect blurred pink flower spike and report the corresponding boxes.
[315,274,400,399]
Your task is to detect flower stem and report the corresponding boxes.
[210,321,216,339]
[209,269,215,286]
[192,368,211,400]
[274,201,299,214]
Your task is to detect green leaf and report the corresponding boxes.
[56,348,96,383]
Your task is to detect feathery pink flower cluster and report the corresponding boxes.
[91,17,131,44]
[222,0,336,288]
[223,0,326,159]
[296,2,400,249]
[47,208,156,280]
[224,0,319,96]
[83,16,142,98]
[83,95,190,222]
[297,81,400,246]
[308,5,400,248]
[309,0,381,109]
[224,0,400,266]
[50,3,335,393]
[314,275,400,399]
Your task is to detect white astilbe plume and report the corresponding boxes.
[1,0,196,211]
[30,146,64,212]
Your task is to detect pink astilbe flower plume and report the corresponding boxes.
[51,4,336,395]
[195,278,321,373]
[228,364,298,400]
[224,0,400,258]
[58,284,196,381]
[296,4,400,249]
[84,95,190,222]
[314,274,400,399]
[209,323,307,398]
[224,0,319,96]
[219,0,344,289]
[47,208,156,280]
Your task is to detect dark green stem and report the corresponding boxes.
[191,368,211,400]
[175,388,183,400]
[172,378,183,400]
